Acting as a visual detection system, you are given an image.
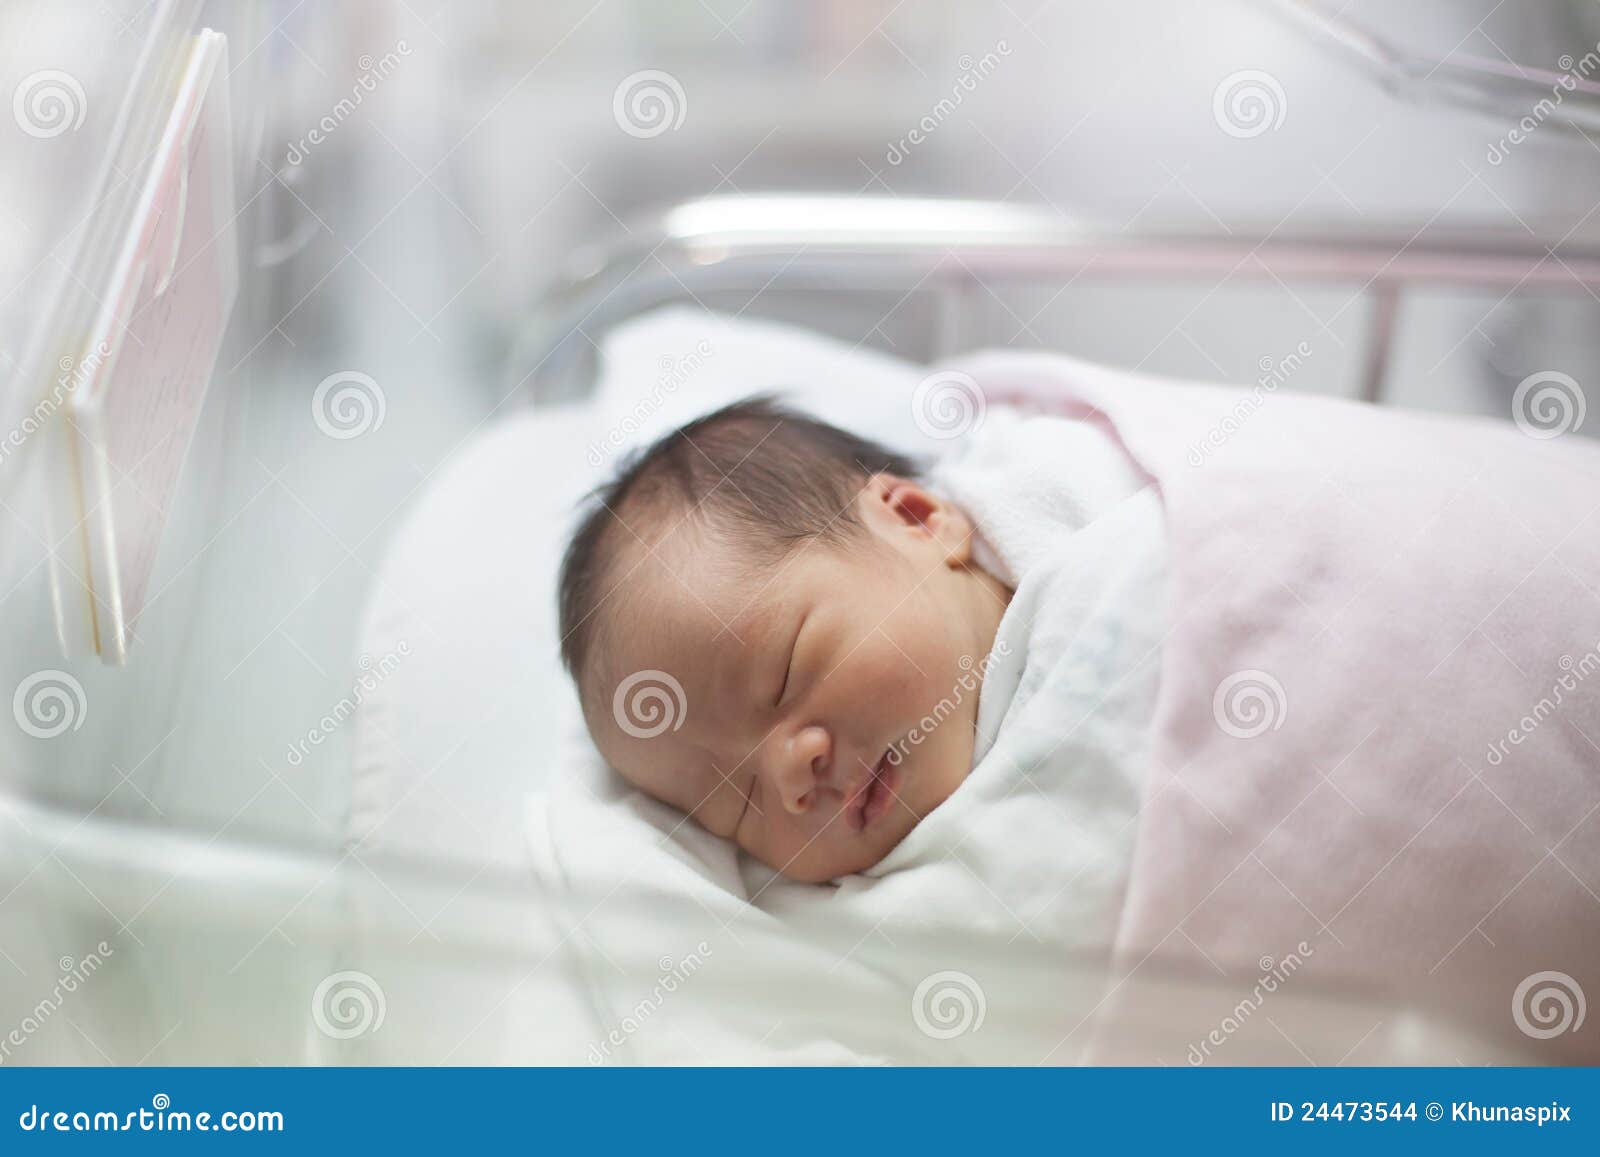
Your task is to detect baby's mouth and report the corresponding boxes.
[850,748,900,834]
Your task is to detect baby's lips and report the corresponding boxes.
[842,748,894,832]
[862,760,900,828]
[841,779,871,830]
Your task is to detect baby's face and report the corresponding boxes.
[585,477,1009,883]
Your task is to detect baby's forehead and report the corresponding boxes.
[616,513,762,607]
[584,563,780,779]
[593,529,776,679]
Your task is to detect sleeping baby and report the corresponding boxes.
[558,394,1150,884]
[552,362,1600,1063]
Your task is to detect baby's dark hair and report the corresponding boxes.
[558,395,919,685]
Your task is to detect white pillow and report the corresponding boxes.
[586,307,947,464]
[349,307,929,870]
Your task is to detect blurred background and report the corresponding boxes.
[2,0,1599,1063]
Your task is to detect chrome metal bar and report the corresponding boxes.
[1359,282,1401,405]
[1267,0,1600,133]
[512,195,1600,399]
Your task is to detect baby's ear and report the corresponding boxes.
[862,473,973,566]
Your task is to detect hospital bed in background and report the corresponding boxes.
[7,190,1600,1065]
[510,193,1600,410]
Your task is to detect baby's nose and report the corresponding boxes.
[773,724,831,815]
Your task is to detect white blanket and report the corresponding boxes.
[527,409,1167,1063]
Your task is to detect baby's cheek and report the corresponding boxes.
[889,609,960,688]
[849,643,922,708]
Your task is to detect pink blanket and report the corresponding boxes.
[960,352,1600,1063]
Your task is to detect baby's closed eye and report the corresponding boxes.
[773,610,810,708]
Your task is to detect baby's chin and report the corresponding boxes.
[773,840,905,885]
